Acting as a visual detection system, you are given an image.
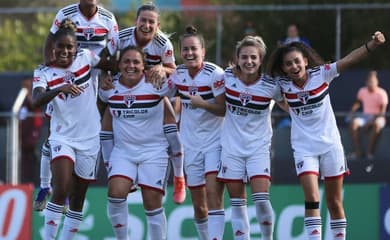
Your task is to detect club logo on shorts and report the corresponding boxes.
[156,180,162,186]
[296,161,304,169]
[83,28,95,40]
[188,86,198,96]
[53,145,62,152]
[124,95,136,108]
[239,92,252,106]
[63,71,75,83]
[221,166,227,174]
[297,91,309,105]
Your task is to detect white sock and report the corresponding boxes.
[100,131,114,170]
[145,208,167,240]
[231,198,250,240]
[40,141,51,189]
[195,217,208,240]
[163,124,184,177]
[208,209,225,240]
[304,216,322,240]
[107,197,129,240]
[330,218,347,240]
[59,209,82,240]
[44,202,63,240]
[252,193,274,240]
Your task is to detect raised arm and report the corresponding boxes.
[43,33,55,66]
[336,31,386,73]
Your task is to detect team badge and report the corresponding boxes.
[63,71,75,83]
[53,145,62,152]
[189,86,198,96]
[297,91,309,104]
[239,92,252,106]
[83,28,95,40]
[124,95,136,108]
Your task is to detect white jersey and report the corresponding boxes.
[50,3,119,55]
[118,26,175,66]
[278,62,342,155]
[99,75,176,154]
[221,69,283,157]
[33,49,101,145]
[170,62,225,151]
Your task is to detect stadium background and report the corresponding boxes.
[0,0,389,239]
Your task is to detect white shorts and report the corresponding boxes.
[49,138,100,181]
[293,144,348,179]
[217,149,271,182]
[184,147,221,187]
[108,148,169,194]
[354,114,386,129]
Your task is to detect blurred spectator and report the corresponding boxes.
[348,71,388,172]
[278,23,311,47]
[20,78,43,184]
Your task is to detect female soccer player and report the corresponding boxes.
[101,46,175,240]
[100,3,186,203]
[267,31,385,240]
[217,35,288,240]
[32,19,114,240]
[34,0,119,211]
[168,26,226,240]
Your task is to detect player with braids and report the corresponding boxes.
[167,25,226,239]
[267,31,386,240]
[100,2,186,203]
[34,0,119,211]
[217,35,288,240]
[32,19,115,240]
[100,46,177,240]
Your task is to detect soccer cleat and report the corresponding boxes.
[33,187,52,211]
[173,176,186,204]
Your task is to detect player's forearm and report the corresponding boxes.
[43,33,55,65]
[32,88,60,109]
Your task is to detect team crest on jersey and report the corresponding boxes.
[63,71,75,83]
[189,86,198,96]
[83,28,95,40]
[297,91,309,104]
[239,92,252,106]
[124,95,136,108]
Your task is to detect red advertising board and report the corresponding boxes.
[0,184,33,240]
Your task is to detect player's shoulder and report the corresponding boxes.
[97,5,115,20]
[307,65,321,77]
[203,62,223,75]
[224,67,234,78]
[153,31,172,48]
[176,64,188,74]
[119,26,136,40]
[58,3,78,17]
[260,74,278,87]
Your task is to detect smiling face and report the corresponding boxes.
[135,10,159,44]
[119,49,145,83]
[237,46,262,76]
[181,36,205,72]
[53,34,77,68]
[281,50,308,83]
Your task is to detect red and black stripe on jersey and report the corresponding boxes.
[225,87,271,110]
[47,64,91,88]
[107,94,163,109]
[284,82,329,108]
[176,84,214,100]
[76,28,108,42]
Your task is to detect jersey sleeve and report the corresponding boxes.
[159,78,177,98]
[322,62,339,84]
[161,38,175,65]
[32,66,48,90]
[272,81,284,102]
[98,88,111,103]
[380,89,388,106]
[106,15,119,56]
[83,48,101,67]
[49,9,66,34]
[357,88,364,101]
[211,66,225,97]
